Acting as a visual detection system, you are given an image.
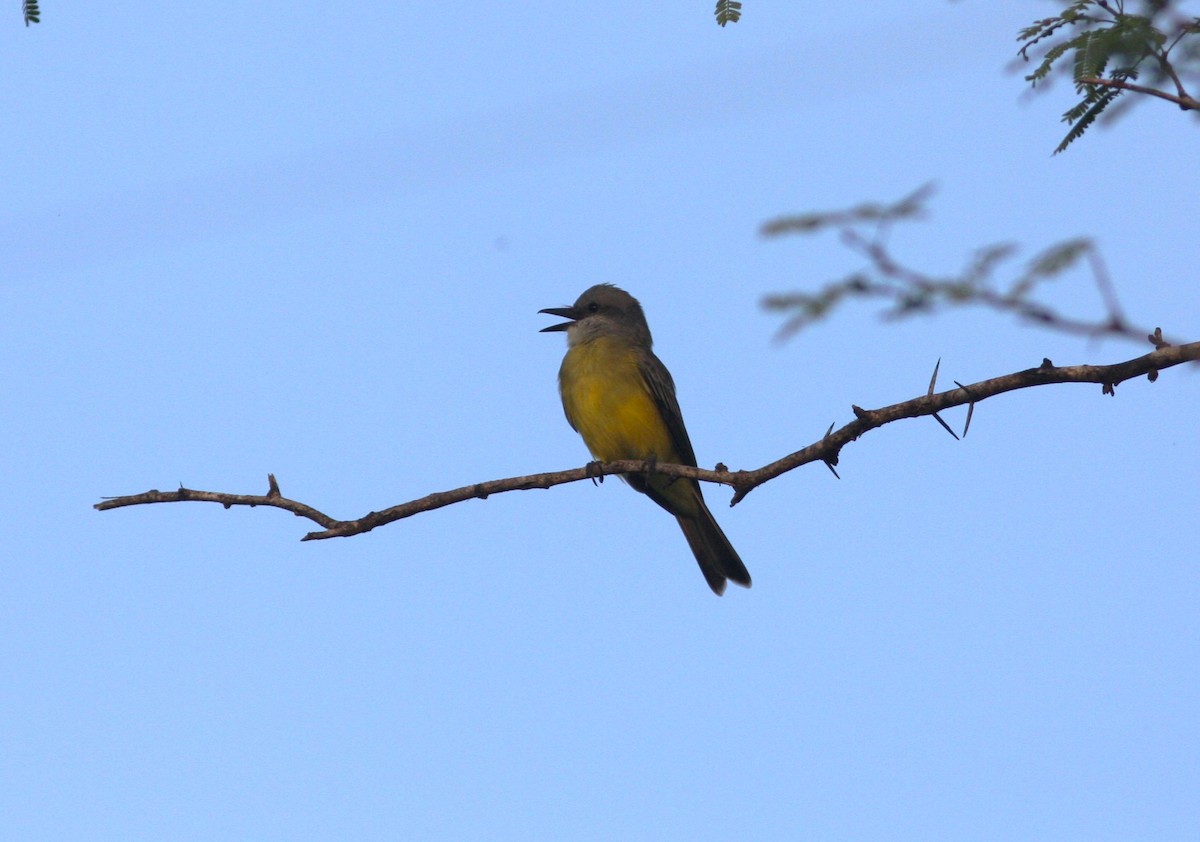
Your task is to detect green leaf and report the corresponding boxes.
[715,0,742,28]
[1010,238,1093,297]
[1073,30,1113,82]
[1054,87,1119,153]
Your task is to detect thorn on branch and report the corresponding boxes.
[927,358,942,396]
[815,421,842,477]
[851,405,869,420]
[267,473,281,498]
[931,412,960,440]
[953,380,978,437]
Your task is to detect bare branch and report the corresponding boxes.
[95,338,1200,536]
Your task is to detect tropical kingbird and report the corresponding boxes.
[539,284,751,595]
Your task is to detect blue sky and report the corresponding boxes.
[2,3,1197,839]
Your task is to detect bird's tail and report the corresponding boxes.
[676,503,752,596]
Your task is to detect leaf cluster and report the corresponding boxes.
[715,0,742,28]
[1017,1,1200,152]
[23,0,40,26]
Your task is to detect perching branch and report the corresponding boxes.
[95,334,1200,539]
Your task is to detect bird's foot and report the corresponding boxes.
[642,454,658,482]
[585,460,605,486]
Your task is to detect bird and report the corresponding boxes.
[539,283,751,595]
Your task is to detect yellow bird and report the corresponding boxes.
[540,284,751,595]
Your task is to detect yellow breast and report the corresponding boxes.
[558,336,677,463]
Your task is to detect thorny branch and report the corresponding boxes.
[95,334,1200,540]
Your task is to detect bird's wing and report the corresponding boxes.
[639,352,699,468]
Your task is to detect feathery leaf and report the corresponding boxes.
[715,0,742,28]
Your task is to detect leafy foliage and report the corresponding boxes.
[1017,1,1200,153]
[715,0,742,28]
[760,187,1157,345]
[761,183,933,237]
[23,0,40,26]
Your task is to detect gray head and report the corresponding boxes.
[538,284,653,347]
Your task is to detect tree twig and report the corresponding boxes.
[766,196,1175,347]
[95,337,1200,539]
[1076,76,1200,110]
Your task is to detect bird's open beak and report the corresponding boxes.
[538,305,578,333]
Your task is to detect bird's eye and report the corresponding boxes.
[587,302,600,313]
